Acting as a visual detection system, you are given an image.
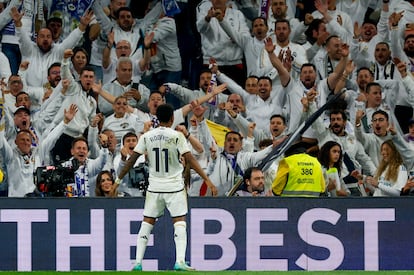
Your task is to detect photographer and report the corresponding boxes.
[0,104,78,197]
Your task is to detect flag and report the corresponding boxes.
[49,0,95,38]
[205,119,231,147]
[258,89,347,171]
[226,89,347,197]
[260,0,270,19]
[162,0,181,17]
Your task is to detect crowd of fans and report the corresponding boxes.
[0,0,414,198]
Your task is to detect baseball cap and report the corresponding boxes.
[409,118,414,126]
[14,106,30,116]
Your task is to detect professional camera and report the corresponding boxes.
[129,162,149,193]
[34,166,75,197]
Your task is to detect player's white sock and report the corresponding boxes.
[174,221,187,263]
[135,221,153,264]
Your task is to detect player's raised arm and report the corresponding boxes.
[183,151,218,196]
[115,151,141,184]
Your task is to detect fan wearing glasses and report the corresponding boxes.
[355,109,411,168]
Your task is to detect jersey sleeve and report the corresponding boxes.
[177,131,191,155]
[134,134,147,155]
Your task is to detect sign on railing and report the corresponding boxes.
[0,197,411,271]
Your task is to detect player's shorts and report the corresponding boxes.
[143,189,188,218]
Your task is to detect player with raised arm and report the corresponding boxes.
[115,104,217,271]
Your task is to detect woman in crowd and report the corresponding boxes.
[95,170,130,197]
[365,140,408,196]
[318,141,349,197]
[71,47,89,81]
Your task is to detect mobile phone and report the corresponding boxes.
[131,82,139,90]
[355,101,365,112]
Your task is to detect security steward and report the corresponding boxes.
[272,141,325,197]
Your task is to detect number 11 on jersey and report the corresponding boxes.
[153,147,169,173]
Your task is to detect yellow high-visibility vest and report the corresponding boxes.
[272,153,325,197]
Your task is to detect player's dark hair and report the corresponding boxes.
[156,104,174,123]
